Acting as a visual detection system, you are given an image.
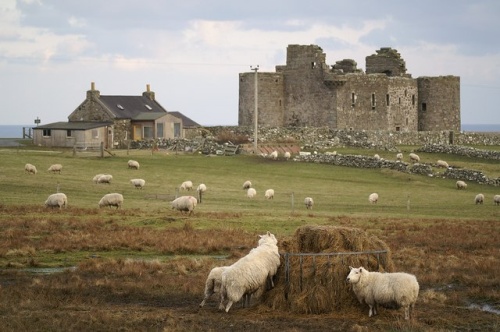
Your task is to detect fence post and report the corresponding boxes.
[100,142,104,158]
[291,192,294,213]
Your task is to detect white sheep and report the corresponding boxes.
[436,160,449,168]
[374,154,380,160]
[44,193,67,209]
[199,266,229,308]
[474,193,484,205]
[130,178,146,189]
[127,160,140,170]
[97,174,113,184]
[269,150,278,160]
[171,195,197,215]
[220,232,280,312]
[494,195,500,206]
[243,180,252,190]
[247,188,257,198]
[284,151,291,160]
[264,189,274,200]
[396,153,403,161]
[197,183,207,203]
[47,164,62,174]
[368,193,379,204]
[456,180,467,190]
[93,174,104,183]
[346,266,419,320]
[409,153,420,163]
[98,193,123,209]
[304,197,314,209]
[25,163,37,175]
[180,180,193,191]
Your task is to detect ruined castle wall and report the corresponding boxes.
[365,47,407,77]
[418,76,460,132]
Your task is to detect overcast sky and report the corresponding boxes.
[1,0,500,127]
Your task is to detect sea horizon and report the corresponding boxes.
[0,124,499,139]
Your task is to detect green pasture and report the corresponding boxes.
[1,144,499,223]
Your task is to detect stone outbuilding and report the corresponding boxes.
[33,82,200,148]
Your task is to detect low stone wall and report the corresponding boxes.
[417,144,500,160]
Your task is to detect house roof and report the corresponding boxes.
[99,96,167,119]
[169,111,200,128]
[33,121,112,130]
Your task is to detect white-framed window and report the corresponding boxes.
[92,129,99,138]
[43,129,51,137]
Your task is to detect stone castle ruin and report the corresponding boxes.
[239,45,460,132]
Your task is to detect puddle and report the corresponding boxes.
[468,303,500,315]
[22,266,77,275]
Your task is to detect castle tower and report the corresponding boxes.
[366,48,408,77]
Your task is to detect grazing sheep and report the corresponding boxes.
[346,266,419,320]
[44,193,67,209]
[180,180,193,191]
[98,193,123,209]
[264,189,274,200]
[494,195,500,206]
[368,193,379,204]
[130,178,146,189]
[25,163,37,175]
[396,153,403,161]
[197,183,207,203]
[93,174,104,183]
[304,197,314,209]
[171,195,197,215]
[374,154,380,160]
[247,188,257,198]
[474,193,484,205]
[409,153,420,163]
[97,174,113,184]
[47,164,62,174]
[199,266,229,308]
[127,160,140,170]
[284,151,291,160]
[436,160,449,168]
[269,151,278,160]
[220,232,280,312]
[456,180,467,190]
[242,180,252,190]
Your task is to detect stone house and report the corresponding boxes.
[239,45,460,132]
[33,83,200,148]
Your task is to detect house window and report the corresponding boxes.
[143,126,153,139]
[386,94,390,106]
[157,123,164,138]
[42,129,51,137]
[174,123,181,138]
[92,129,99,138]
[422,103,427,111]
[66,130,72,137]
[371,93,376,110]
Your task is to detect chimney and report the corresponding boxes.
[86,81,100,99]
[143,84,155,100]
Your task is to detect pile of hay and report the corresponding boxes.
[261,225,394,314]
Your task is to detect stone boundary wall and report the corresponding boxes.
[417,145,500,160]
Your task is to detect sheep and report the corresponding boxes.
[242,180,252,190]
[409,153,420,163]
[127,160,140,170]
[25,163,37,175]
[284,151,291,160]
[346,266,419,320]
[171,195,197,215]
[44,193,67,209]
[269,150,278,160]
[97,174,113,184]
[98,193,123,209]
[264,189,274,200]
[494,195,500,206]
[47,164,63,174]
[304,197,314,209]
[93,174,104,183]
[396,153,403,161]
[247,188,257,198]
[368,193,379,204]
[196,183,207,203]
[180,180,193,191]
[436,160,449,168]
[130,178,146,189]
[199,266,229,308]
[474,193,484,205]
[456,180,467,190]
[374,154,380,160]
[220,231,280,312]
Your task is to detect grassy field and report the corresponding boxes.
[0,143,499,331]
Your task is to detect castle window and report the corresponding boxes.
[399,97,401,105]
[311,62,316,69]
[351,93,356,106]
[405,90,407,97]
[279,99,282,107]
[395,126,400,131]
[422,103,427,111]
[371,93,376,110]
[386,94,390,106]
[406,118,408,126]
[412,95,415,106]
